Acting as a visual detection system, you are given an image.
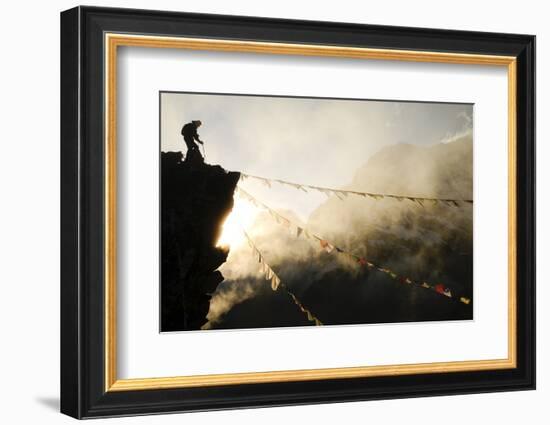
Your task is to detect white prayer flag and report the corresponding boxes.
[271,275,281,291]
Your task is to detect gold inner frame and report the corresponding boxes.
[104,33,517,392]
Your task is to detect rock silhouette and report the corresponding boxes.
[161,151,240,331]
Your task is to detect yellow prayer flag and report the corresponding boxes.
[271,275,281,291]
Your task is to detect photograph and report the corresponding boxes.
[160,92,474,332]
[56,4,536,420]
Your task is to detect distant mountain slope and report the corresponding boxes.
[302,135,473,323]
[350,134,473,198]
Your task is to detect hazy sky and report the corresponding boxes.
[161,92,472,220]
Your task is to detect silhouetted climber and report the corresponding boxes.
[181,120,204,164]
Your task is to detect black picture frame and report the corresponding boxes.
[61,5,535,419]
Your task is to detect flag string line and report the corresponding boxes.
[236,186,472,306]
[238,172,473,206]
[242,230,323,326]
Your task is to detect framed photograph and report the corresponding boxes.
[60,6,535,419]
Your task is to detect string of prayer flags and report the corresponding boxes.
[238,186,472,306]
[243,230,323,325]
[238,173,473,206]
[357,254,468,304]
[287,289,323,326]
[352,253,464,303]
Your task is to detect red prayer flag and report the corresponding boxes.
[435,284,445,295]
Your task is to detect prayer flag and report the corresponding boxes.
[460,297,471,305]
[434,284,445,295]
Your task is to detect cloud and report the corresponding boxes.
[203,278,257,329]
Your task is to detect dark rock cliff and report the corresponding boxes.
[160,152,240,331]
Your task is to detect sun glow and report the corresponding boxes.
[217,195,259,248]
